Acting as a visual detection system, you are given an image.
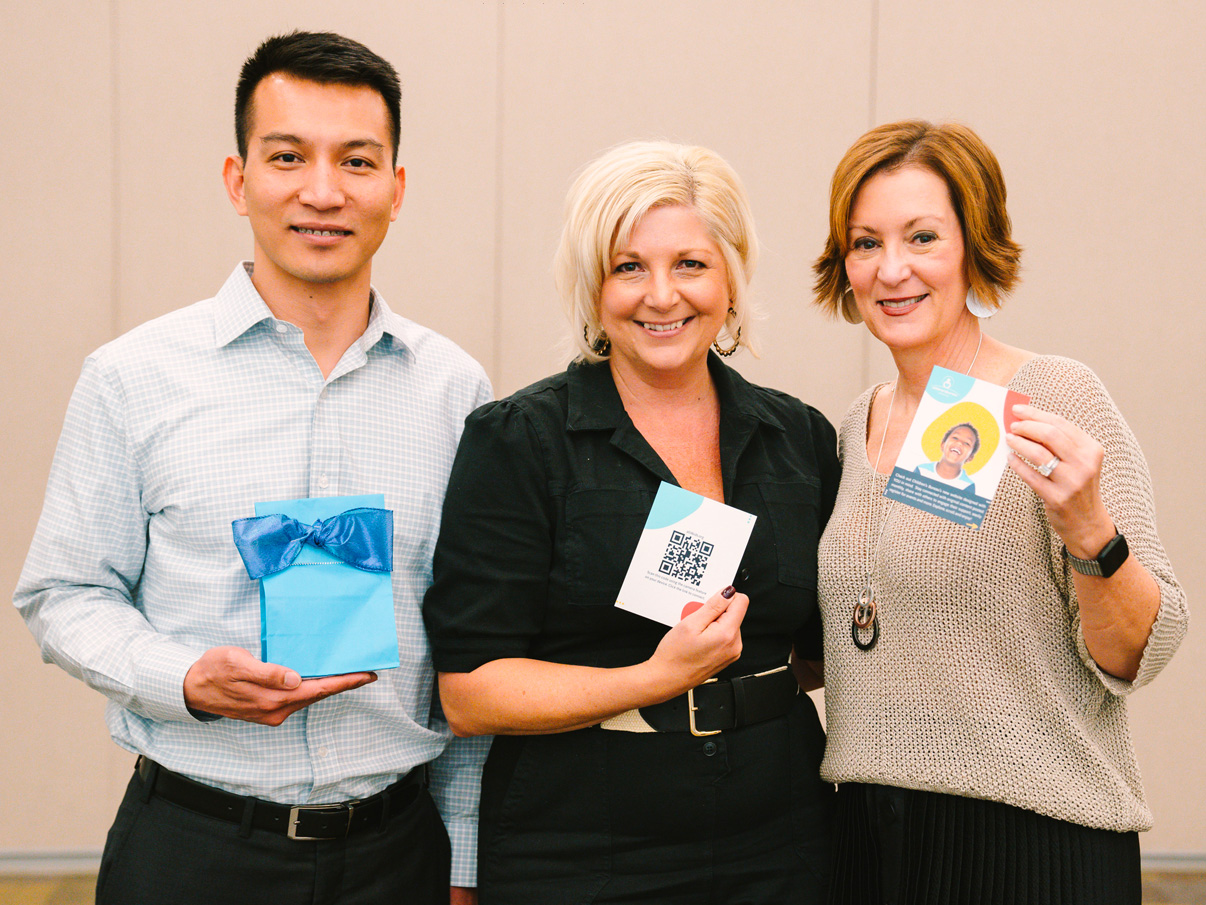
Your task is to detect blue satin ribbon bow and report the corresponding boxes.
[231,507,394,580]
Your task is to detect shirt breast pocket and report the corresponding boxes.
[563,488,650,606]
[756,479,822,590]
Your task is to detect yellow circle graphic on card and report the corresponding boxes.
[920,402,998,476]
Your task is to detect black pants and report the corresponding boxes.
[96,764,452,905]
[829,783,1141,905]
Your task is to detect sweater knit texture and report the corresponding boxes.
[818,355,1187,832]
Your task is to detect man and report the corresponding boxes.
[15,31,489,905]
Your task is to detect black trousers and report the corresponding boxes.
[828,783,1141,905]
[96,764,452,905]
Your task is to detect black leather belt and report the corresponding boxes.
[136,756,422,840]
[638,665,799,735]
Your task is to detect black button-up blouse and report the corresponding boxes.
[424,354,839,679]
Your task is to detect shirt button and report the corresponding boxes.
[738,568,750,582]
[275,324,288,334]
[317,474,329,489]
[318,746,329,758]
[702,741,718,756]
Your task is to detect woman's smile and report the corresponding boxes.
[878,294,927,314]
[640,317,692,333]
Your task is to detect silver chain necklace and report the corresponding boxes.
[852,330,983,651]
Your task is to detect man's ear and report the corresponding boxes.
[223,155,248,216]
[390,166,406,222]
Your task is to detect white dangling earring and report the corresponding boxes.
[965,288,995,318]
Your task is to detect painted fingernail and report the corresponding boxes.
[721,586,736,599]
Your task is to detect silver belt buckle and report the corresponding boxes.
[287,802,356,840]
[687,677,722,737]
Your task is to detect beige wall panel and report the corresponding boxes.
[114,2,500,371]
[493,0,874,420]
[874,1,1205,853]
[0,4,132,852]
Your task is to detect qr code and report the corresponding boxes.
[658,530,714,586]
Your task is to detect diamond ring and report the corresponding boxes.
[1036,455,1060,477]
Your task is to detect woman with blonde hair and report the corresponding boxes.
[424,140,838,902]
[813,120,1187,904]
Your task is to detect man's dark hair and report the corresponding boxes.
[235,31,402,165]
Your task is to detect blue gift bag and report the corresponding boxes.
[237,494,401,677]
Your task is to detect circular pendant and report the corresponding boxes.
[852,585,879,651]
[851,615,879,650]
[853,585,877,628]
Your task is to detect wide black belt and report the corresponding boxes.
[637,664,799,735]
[136,756,422,840]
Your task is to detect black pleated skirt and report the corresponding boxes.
[828,784,1141,905]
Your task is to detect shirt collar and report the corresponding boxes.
[211,262,413,355]
[565,353,786,433]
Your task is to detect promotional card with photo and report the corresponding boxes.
[884,366,1029,529]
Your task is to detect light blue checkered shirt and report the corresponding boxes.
[15,263,493,884]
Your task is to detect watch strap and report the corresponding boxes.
[1064,532,1129,579]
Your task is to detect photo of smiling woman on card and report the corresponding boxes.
[423,141,839,903]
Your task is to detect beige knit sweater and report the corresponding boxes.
[817,355,1187,831]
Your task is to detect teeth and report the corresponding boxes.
[881,295,924,308]
[643,319,686,332]
[295,227,349,237]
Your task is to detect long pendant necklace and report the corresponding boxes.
[852,330,984,651]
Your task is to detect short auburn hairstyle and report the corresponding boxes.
[813,120,1022,323]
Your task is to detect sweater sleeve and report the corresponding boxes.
[1032,357,1187,694]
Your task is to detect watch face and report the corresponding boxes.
[1098,533,1129,578]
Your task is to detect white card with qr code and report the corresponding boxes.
[614,482,757,626]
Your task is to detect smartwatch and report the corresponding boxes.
[1063,533,1129,578]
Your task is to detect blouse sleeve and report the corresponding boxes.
[423,399,554,673]
[792,402,841,661]
[1036,358,1187,694]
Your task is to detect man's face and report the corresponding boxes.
[224,74,404,298]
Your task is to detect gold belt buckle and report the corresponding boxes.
[687,677,722,737]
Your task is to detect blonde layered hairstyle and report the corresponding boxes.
[555,141,759,362]
[813,120,1022,323]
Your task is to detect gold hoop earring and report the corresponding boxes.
[712,326,741,357]
[584,324,611,356]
